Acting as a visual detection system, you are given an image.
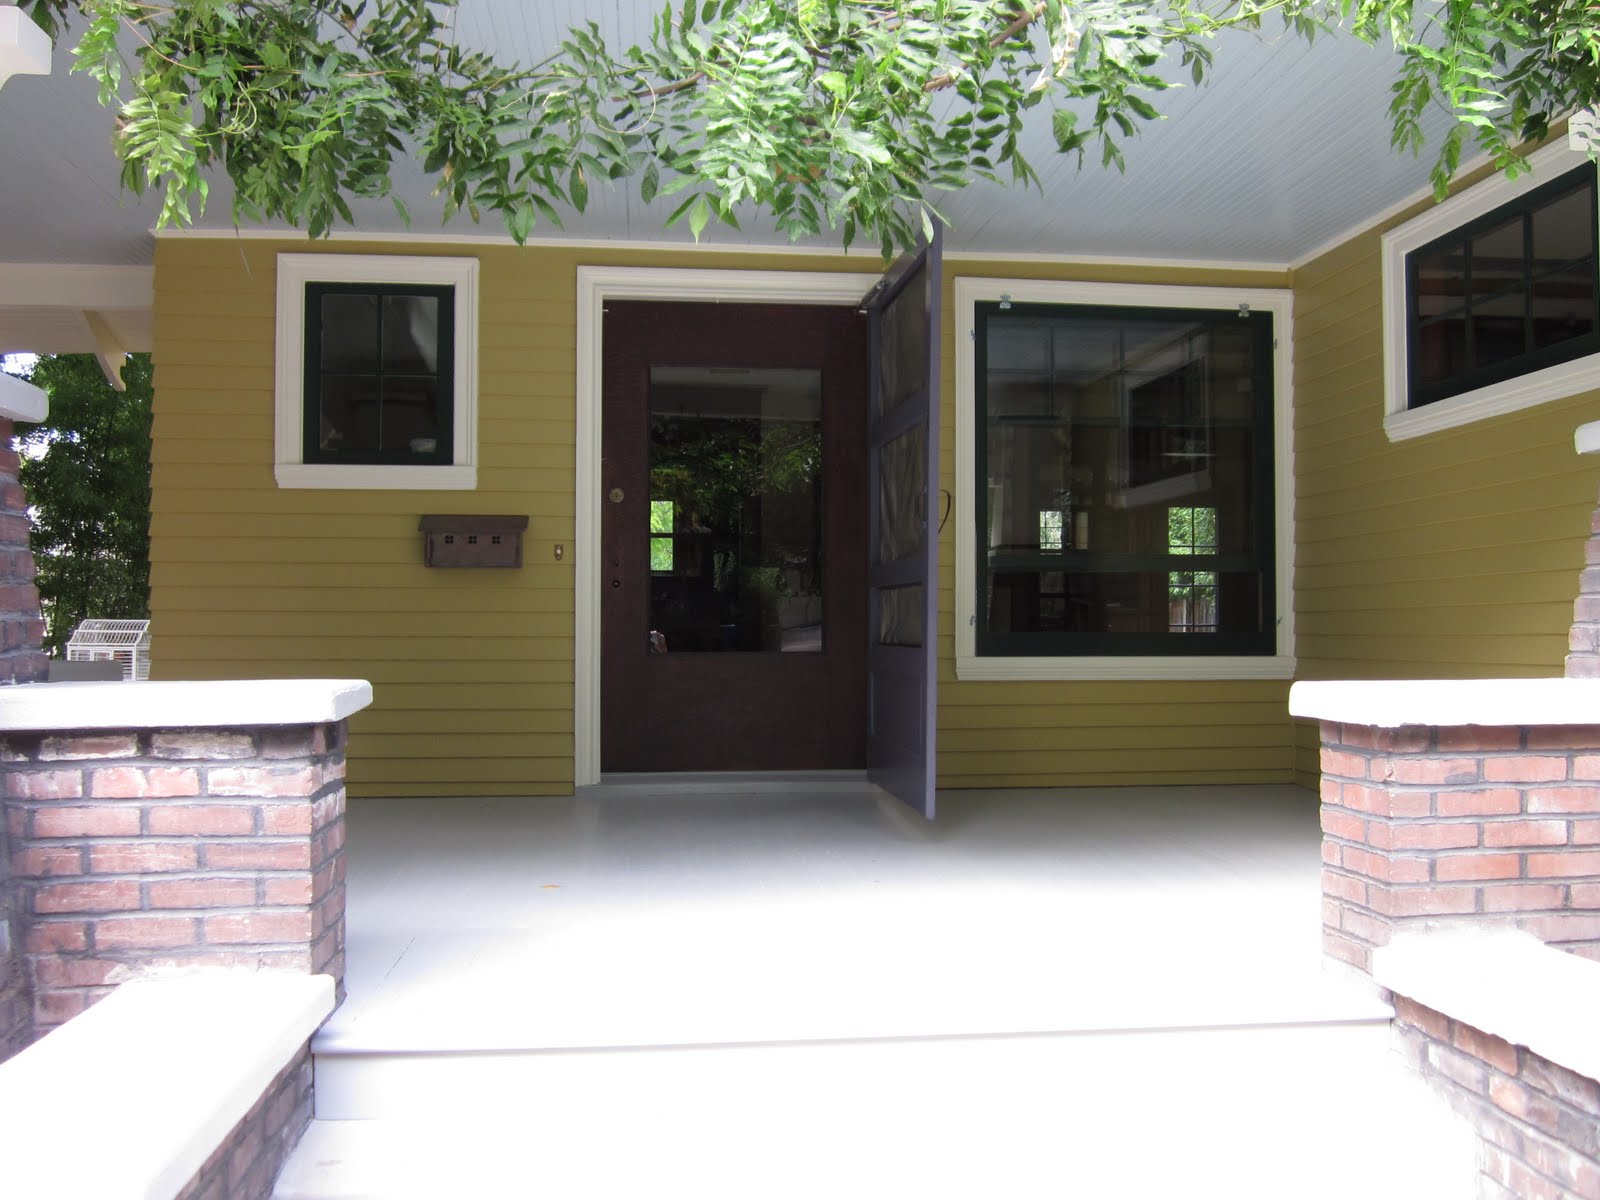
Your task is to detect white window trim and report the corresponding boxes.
[274,253,479,489]
[953,277,1297,682]
[1381,140,1600,443]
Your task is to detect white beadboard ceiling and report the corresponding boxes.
[0,4,1468,272]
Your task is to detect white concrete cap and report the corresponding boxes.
[0,972,335,1200]
[1577,418,1600,456]
[0,369,46,421]
[1289,677,1600,728]
[1374,928,1600,1084]
[0,677,374,731]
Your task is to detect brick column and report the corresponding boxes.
[4,721,348,1035]
[1566,430,1600,678]
[1316,720,1600,973]
[0,412,48,1062]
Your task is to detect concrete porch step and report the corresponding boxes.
[277,1022,1476,1199]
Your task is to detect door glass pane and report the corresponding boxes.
[877,264,928,416]
[877,424,926,565]
[879,584,924,647]
[647,367,824,653]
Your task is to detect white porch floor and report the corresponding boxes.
[280,782,1476,1199]
[322,781,1384,1054]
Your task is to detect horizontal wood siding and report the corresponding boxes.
[152,240,1301,796]
[935,258,1298,789]
[151,238,589,797]
[1291,209,1600,685]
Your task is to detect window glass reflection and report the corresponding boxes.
[648,367,825,653]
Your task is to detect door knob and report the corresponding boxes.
[608,487,625,503]
[611,579,621,589]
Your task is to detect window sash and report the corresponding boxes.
[1404,161,1600,410]
[973,301,1277,657]
[302,282,456,466]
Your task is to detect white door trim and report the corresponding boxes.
[573,266,880,785]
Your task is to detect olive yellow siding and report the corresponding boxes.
[151,237,1301,796]
[1290,187,1600,744]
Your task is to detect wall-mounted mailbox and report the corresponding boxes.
[419,515,528,568]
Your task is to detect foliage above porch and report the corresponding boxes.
[21,0,1600,257]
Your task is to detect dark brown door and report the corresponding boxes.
[601,302,868,772]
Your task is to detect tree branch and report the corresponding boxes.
[926,3,1047,93]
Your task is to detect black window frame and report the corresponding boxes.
[302,281,456,466]
[973,300,1278,658]
[1405,161,1600,410]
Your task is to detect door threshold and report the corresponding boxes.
[587,770,875,796]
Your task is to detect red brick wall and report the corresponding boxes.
[0,415,47,1061]
[1318,722,1600,973]
[174,1040,315,1200]
[3,722,347,1035]
[1394,996,1600,1200]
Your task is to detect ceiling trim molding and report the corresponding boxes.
[153,225,871,258]
[943,248,1290,275]
[153,226,1292,275]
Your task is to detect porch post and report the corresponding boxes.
[0,680,369,1038]
[0,382,50,1060]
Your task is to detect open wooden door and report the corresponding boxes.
[862,227,942,819]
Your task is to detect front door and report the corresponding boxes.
[601,302,868,772]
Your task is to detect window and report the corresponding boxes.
[1382,145,1600,441]
[953,279,1294,681]
[275,254,478,489]
[1407,162,1597,410]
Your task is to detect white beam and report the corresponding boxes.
[0,7,50,89]
[0,264,153,311]
[80,309,128,391]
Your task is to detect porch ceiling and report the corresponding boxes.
[0,4,1454,285]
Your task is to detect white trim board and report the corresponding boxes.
[951,277,1297,681]
[156,226,1292,278]
[572,266,879,786]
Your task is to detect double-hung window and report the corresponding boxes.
[275,254,478,489]
[954,280,1294,681]
[1382,145,1600,441]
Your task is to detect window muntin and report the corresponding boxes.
[1406,161,1599,410]
[303,283,455,466]
[974,302,1276,657]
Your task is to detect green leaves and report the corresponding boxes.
[11,353,153,657]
